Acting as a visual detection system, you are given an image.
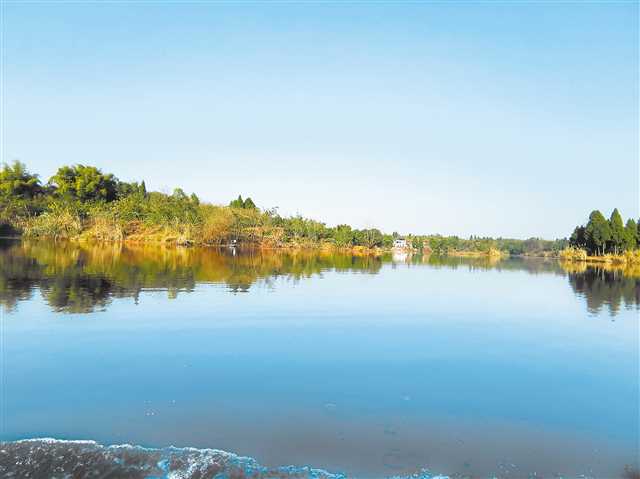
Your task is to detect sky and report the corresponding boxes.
[2,1,638,239]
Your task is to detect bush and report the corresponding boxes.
[23,204,83,239]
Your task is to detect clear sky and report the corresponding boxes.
[2,1,638,239]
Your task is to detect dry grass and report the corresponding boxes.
[448,247,505,258]
[559,246,588,261]
[200,205,234,244]
[80,216,124,242]
[559,247,640,267]
[21,210,83,240]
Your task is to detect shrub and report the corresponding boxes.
[22,205,83,239]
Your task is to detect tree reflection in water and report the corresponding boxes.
[0,239,382,313]
[0,239,637,316]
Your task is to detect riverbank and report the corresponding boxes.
[2,161,573,257]
[3,227,518,259]
[559,246,640,265]
[446,247,505,258]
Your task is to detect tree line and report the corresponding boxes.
[0,161,574,254]
[569,209,639,256]
[0,161,395,247]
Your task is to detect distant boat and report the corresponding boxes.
[229,239,238,248]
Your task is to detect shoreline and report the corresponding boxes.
[10,235,640,267]
[559,248,640,266]
[2,234,555,260]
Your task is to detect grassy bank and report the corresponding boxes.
[446,247,505,258]
[559,247,640,265]
[5,195,401,254]
[1,161,570,256]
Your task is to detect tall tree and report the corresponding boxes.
[229,195,256,209]
[623,218,638,251]
[50,165,118,202]
[229,195,244,209]
[243,197,256,210]
[569,225,586,248]
[585,210,611,255]
[0,161,43,199]
[608,208,625,254]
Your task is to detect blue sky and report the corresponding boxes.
[3,1,638,238]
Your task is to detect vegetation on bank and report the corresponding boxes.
[0,161,613,257]
[560,209,640,264]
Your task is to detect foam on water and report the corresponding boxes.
[0,438,449,479]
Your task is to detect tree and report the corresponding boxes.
[116,181,146,199]
[569,226,586,248]
[0,161,43,199]
[358,228,383,248]
[229,195,257,210]
[333,224,353,246]
[608,208,625,254]
[172,188,187,200]
[585,210,611,255]
[623,218,638,251]
[50,165,118,202]
[243,197,256,210]
[229,195,245,209]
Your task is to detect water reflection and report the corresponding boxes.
[0,240,382,313]
[568,268,640,317]
[1,239,638,316]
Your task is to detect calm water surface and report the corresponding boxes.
[0,240,638,478]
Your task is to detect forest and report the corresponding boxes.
[0,161,615,257]
[568,209,639,255]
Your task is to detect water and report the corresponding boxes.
[0,239,638,478]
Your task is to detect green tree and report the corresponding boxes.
[0,161,43,199]
[172,188,187,200]
[585,210,611,255]
[332,224,354,246]
[50,165,118,202]
[243,197,256,210]
[229,195,257,210]
[623,218,638,251]
[569,226,586,249]
[116,181,146,199]
[358,228,383,248]
[608,208,625,254]
[230,195,245,209]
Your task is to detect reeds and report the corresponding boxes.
[21,209,83,240]
[559,246,588,261]
[559,247,640,273]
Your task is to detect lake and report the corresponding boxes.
[0,239,638,479]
